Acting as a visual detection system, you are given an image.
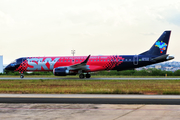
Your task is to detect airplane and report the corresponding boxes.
[5,31,174,79]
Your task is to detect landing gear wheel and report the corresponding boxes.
[86,74,91,78]
[20,75,24,78]
[79,74,85,79]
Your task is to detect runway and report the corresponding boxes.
[1,77,180,80]
[1,94,180,104]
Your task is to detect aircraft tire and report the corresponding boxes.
[79,74,85,79]
[20,75,24,78]
[86,74,91,78]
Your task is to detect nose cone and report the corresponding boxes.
[5,64,17,71]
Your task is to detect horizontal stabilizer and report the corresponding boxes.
[151,54,174,62]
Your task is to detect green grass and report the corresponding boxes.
[1,75,180,78]
[0,79,180,94]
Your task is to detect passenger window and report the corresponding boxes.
[76,60,78,62]
[104,60,106,61]
[68,60,70,62]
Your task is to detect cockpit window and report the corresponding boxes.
[16,58,26,64]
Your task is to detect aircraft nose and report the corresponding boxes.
[5,64,11,71]
[5,64,16,71]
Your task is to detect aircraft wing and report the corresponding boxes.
[67,55,91,71]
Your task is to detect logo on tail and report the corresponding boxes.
[155,41,167,53]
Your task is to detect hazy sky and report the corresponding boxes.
[0,0,180,64]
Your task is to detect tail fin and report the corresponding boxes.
[139,31,171,56]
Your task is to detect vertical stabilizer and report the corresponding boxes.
[139,31,171,56]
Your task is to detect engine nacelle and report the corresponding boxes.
[53,67,69,76]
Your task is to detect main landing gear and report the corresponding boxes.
[79,73,91,79]
[86,74,91,78]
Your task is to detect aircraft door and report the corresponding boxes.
[133,55,138,65]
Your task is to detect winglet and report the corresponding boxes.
[81,55,91,64]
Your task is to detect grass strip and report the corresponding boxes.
[1,75,180,78]
[0,79,179,94]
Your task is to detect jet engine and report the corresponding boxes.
[53,67,77,76]
[53,67,69,76]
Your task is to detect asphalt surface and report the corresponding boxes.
[1,94,180,104]
[1,104,180,120]
[1,77,180,80]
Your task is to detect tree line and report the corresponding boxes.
[92,69,180,76]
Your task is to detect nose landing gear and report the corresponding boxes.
[20,74,24,78]
[19,71,24,78]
